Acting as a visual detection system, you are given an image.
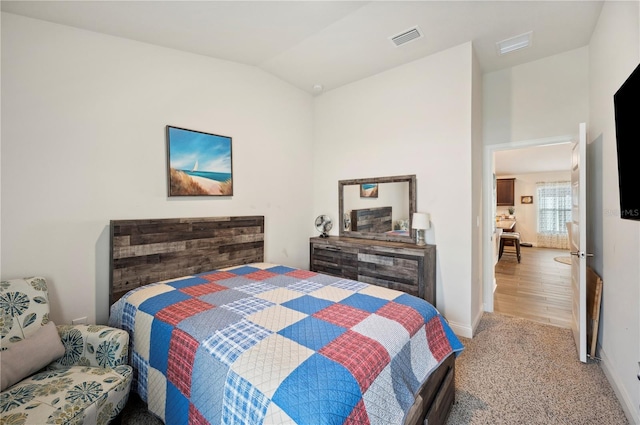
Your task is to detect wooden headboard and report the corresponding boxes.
[350,206,392,233]
[109,216,264,306]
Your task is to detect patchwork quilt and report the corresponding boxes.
[109,263,463,424]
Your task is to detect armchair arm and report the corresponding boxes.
[50,324,130,369]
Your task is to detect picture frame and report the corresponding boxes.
[521,195,533,204]
[166,126,233,196]
[360,183,378,198]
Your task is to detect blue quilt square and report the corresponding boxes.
[278,316,345,351]
[149,319,173,374]
[273,354,361,424]
[191,346,229,425]
[222,370,269,424]
[199,288,248,306]
[340,293,388,313]
[121,302,137,333]
[287,280,324,294]
[166,276,209,289]
[204,319,272,366]
[226,265,261,276]
[393,293,438,322]
[262,275,299,288]
[330,279,369,292]
[212,276,256,289]
[178,307,242,342]
[138,290,190,316]
[265,265,296,274]
[282,295,333,315]
[304,273,343,285]
[440,316,465,355]
[165,381,190,425]
[131,351,148,401]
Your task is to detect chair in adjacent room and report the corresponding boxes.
[499,232,522,263]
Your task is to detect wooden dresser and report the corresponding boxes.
[309,236,436,306]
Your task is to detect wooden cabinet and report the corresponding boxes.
[310,236,436,306]
[496,178,515,206]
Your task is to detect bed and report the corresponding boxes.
[108,216,463,425]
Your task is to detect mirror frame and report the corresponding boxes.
[338,174,417,243]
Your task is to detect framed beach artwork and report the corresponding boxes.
[166,126,233,196]
[360,183,378,198]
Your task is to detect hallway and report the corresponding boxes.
[494,246,572,328]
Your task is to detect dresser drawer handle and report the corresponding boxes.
[321,246,341,252]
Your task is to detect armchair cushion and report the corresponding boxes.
[50,325,130,369]
[1,321,65,391]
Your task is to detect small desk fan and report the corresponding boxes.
[315,215,333,238]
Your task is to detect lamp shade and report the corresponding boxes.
[412,212,430,230]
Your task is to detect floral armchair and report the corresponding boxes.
[0,277,132,425]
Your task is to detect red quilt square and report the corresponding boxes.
[320,330,390,393]
[425,316,452,362]
[345,400,370,425]
[167,328,199,397]
[188,403,208,425]
[313,304,370,329]
[244,270,277,281]
[201,271,236,282]
[376,302,424,336]
[156,298,214,326]
[286,269,318,279]
[180,282,227,297]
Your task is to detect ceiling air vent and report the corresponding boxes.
[390,26,423,47]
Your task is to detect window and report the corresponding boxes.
[536,181,572,249]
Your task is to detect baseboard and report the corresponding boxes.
[471,308,484,337]
[598,345,639,424]
[447,320,473,339]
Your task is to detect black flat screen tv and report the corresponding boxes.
[613,63,640,221]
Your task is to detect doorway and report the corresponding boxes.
[482,135,574,315]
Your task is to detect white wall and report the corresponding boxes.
[495,171,572,246]
[313,43,475,336]
[484,47,589,145]
[589,1,640,422]
[1,13,315,325]
[471,49,484,333]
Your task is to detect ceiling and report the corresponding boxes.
[494,143,573,175]
[1,0,604,95]
[2,0,596,174]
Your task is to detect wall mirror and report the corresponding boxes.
[339,174,416,243]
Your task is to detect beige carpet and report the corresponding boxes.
[554,256,572,265]
[446,312,628,424]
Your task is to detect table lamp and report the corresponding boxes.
[412,212,430,246]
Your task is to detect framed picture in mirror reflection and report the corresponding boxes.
[360,183,378,198]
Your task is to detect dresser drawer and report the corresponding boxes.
[310,243,358,279]
[357,252,420,297]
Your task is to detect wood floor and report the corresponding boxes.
[494,246,572,328]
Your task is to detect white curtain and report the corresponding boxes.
[536,181,572,249]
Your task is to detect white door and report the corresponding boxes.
[570,122,588,363]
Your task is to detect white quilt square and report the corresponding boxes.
[247,305,307,332]
[146,367,167,420]
[358,285,402,300]
[256,287,303,305]
[352,314,409,358]
[308,285,354,302]
[264,401,296,424]
[230,334,313,398]
[133,311,154,361]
